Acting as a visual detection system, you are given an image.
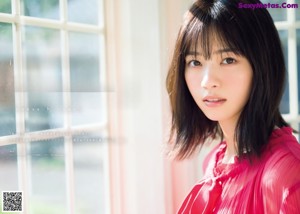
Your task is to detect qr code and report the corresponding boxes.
[2,192,23,212]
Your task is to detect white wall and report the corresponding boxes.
[107,0,166,213]
[106,0,200,213]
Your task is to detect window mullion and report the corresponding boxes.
[99,21,111,214]
[60,0,76,213]
[12,0,30,213]
[4,0,109,213]
[287,3,298,122]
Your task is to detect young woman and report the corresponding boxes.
[166,0,300,213]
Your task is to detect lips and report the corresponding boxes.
[203,96,226,107]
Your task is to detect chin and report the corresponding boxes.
[204,115,221,122]
[203,112,228,122]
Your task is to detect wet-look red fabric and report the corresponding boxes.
[178,127,300,214]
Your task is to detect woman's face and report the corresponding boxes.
[184,40,253,126]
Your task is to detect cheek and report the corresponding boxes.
[185,72,200,96]
[185,72,205,109]
[239,72,253,93]
[225,67,252,86]
[226,71,253,102]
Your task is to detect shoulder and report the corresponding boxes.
[260,127,300,211]
[261,127,300,183]
[263,127,300,170]
[261,140,300,188]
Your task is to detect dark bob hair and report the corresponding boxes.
[166,0,289,160]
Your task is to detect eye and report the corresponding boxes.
[222,57,236,65]
[187,60,201,67]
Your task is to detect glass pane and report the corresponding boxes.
[278,30,289,114]
[28,138,66,214]
[68,0,102,25]
[22,0,59,20]
[0,144,18,194]
[0,23,16,137]
[296,0,300,20]
[261,0,287,22]
[73,133,106,213]
[0,1,11,13]
[23,26,63,132]
[297,30,300,114]
[69,32,106,126]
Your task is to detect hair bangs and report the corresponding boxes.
[181,9,246,60]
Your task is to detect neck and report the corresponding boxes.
[219,120,238,164]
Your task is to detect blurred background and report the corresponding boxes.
[0,0,299,214]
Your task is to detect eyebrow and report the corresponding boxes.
[186,48,237,56]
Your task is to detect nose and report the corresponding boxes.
[200,64,220,89]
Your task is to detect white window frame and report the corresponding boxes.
[277,0,300,133]
[0,0,110,213]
